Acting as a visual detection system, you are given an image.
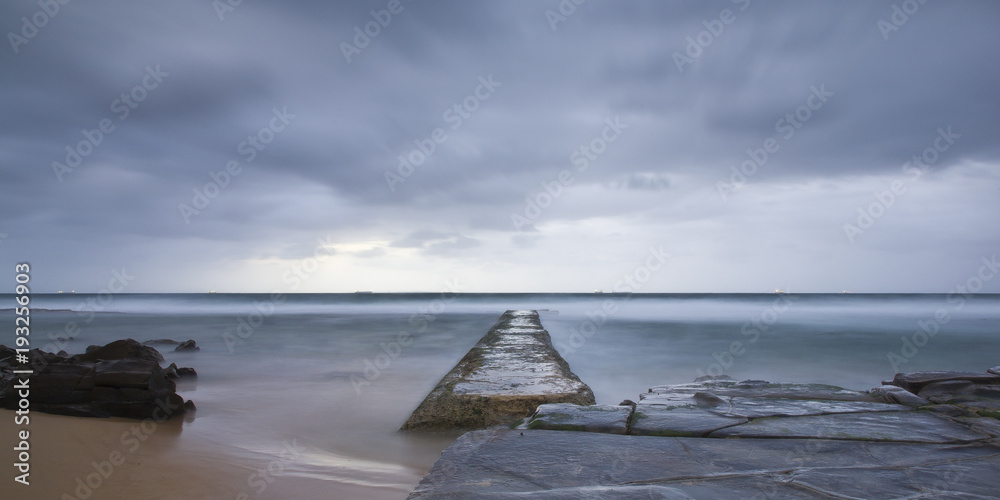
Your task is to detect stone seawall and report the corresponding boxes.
[400,310,594,431]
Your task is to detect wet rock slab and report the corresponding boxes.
[407,429,1000,499]
[631,405,747,437]
[889,370,1000,393]
[401,310,594,431]
[520,403,632,434]
[710,411,991,443]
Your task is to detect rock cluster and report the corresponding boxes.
[520,375,998,443]
[412,369,1000,498]
[0,339,197,420]
[401,310,594,431]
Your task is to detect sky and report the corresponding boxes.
[1,0,999,293]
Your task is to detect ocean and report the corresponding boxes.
[4,292,999,496]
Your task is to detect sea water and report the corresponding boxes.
[4,293,999,494]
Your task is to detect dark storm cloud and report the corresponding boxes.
[1,0,998,292]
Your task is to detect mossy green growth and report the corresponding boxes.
[978,410,1000,420]
[527,420,586,431]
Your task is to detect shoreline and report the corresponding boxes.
[1,410,428,499]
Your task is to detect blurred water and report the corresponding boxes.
[3,292,999,492]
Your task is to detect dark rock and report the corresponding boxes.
[94,359,159,389]
[618,399,636,408]
[988,366,1000,376]
[142,339,181,346]
[30,364,95,404]
[175,367,197,378]
[86,345,100,352]
[918,380,977,403]
[693,374,733,382]
[174,340,199,352]
[889,371,1000,393]
[183,399,197,412]
[57,350,69,358]
[74,339,164,363]
[0,340,188,420]
[164,363,180,379]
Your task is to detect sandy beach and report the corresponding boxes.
[1,411,429,499]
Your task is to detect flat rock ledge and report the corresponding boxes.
[401,310,595,431]
[411,369,1000,498]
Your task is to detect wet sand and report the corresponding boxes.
[1,411,433,499]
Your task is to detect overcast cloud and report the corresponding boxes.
[2,0,999,293]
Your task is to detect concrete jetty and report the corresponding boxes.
[400,310,595,431]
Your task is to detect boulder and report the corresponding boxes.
[174,340,199,352]
[74,339,164,363]
[163,363,198,380]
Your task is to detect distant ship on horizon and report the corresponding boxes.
[354,290,374,294]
